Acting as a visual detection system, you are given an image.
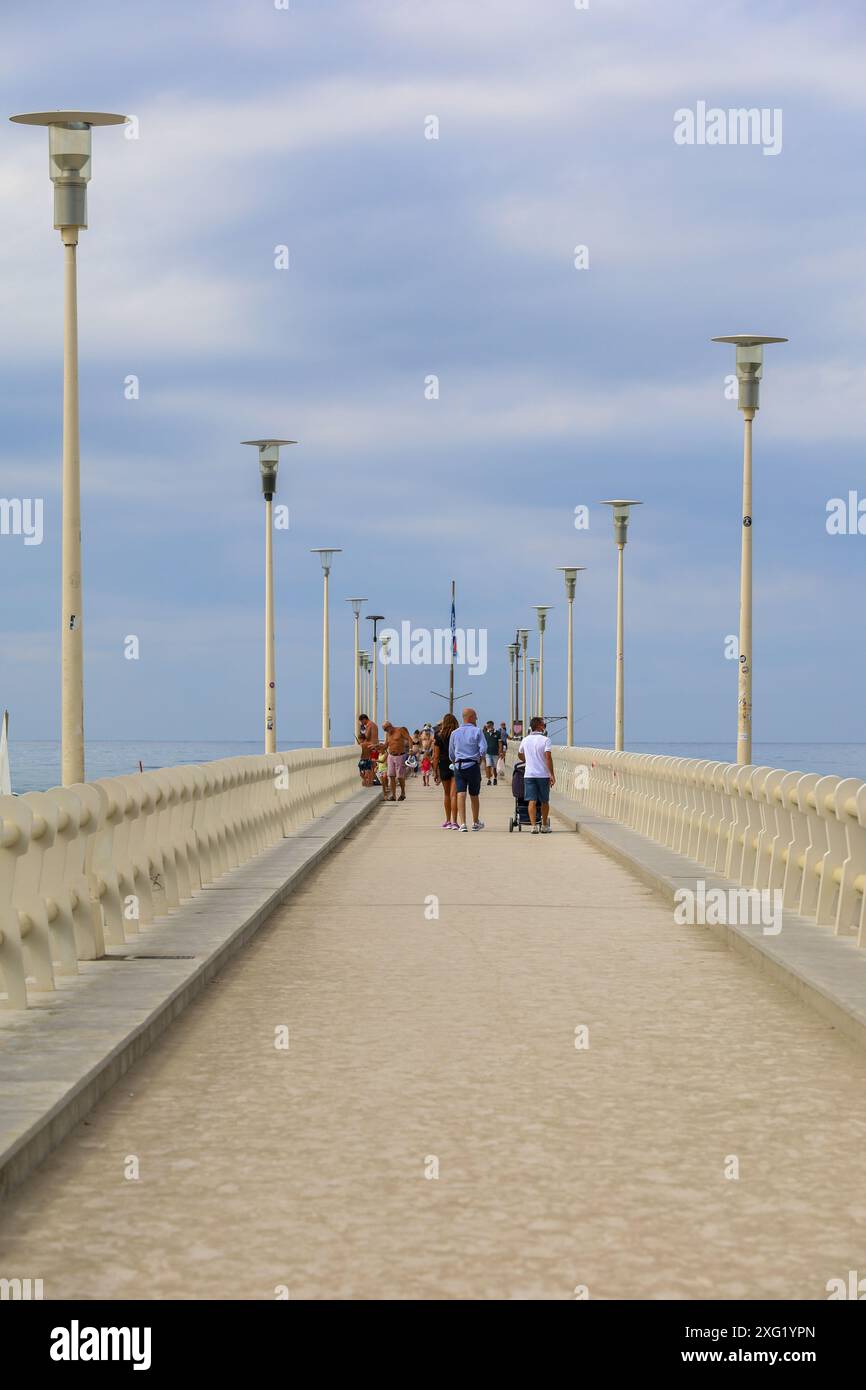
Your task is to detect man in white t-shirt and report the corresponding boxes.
[517,717,556,834]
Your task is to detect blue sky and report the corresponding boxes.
[1,0,865,750]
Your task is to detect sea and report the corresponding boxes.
[7,740,315,796]
[6,739,866,795]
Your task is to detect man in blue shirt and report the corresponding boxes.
[448,707,487,831]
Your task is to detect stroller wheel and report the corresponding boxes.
[517,819,522,831]
[508,818,514,832]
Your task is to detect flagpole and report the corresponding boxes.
[449,578,455,716]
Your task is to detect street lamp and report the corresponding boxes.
[11,110,127,784]
[366,615,384,726]
[712,334,788,765]
[311,549,342,748]
[600,500,642,751]
[242,439,296,753]
[529,657,539,722]
[556,567,586,746]
[518,629,529,732]
[360,651,371,716]
[380,633,392,723]
[507,643,518,727]
[347,598,366,734]
[533,607,552,722]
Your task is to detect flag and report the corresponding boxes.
[450,595,457,657]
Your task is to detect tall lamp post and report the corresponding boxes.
[600,500,642,751]
[347,598,367,733]
[509,642,520,729]
[556,568,585,746]
[507,644,517,727]
[242,440,296,753]
[366,614,384,726]
[529,658,539,720]
[518,628,529,731]
[533,607,552,724]
[359,652,370,718]
[380,634,392,723]
[311,549,342,747]
[11,110,127,785]
[712,334,787,765]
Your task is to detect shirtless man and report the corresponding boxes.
[382,720,413,802]
[357,713,380,790]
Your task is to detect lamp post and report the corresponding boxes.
[347,598,367,734]
[712,334,787,765]
[556,568,585,746]
[359,652,370,718]
[509,642,520,729]
[380,634,392,723]
[311,549,342,748]
[529,657,539,720]
[600,500,642,751]
[11,110,127,785]
[242,440,296,753]
[366,615,384,726]
[533,607,552,724]
[518,628,529,732]
[507,644,517,727]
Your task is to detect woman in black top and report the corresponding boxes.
[433,712,459,828]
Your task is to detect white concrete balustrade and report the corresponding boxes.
[0,747,359,1008]
[552,747,866,946]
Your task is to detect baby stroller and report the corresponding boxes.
[508,759,532,832]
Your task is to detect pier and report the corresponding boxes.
[2,746,866,1298]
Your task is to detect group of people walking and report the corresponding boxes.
[356,708,556,834]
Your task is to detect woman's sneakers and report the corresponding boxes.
[472,821,485,831]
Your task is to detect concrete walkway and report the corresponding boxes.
[1,775,866,1300]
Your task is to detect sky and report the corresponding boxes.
[1,0,865,751]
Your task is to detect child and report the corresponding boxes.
[421,751,432,786]
[376,748,388,786]
[405,750,419,778]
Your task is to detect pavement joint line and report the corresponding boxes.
[0,786,382,1200]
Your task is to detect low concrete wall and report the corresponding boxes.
[0,747,360,1009]
[0,784,381,1198]
[549,788,866,1054]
